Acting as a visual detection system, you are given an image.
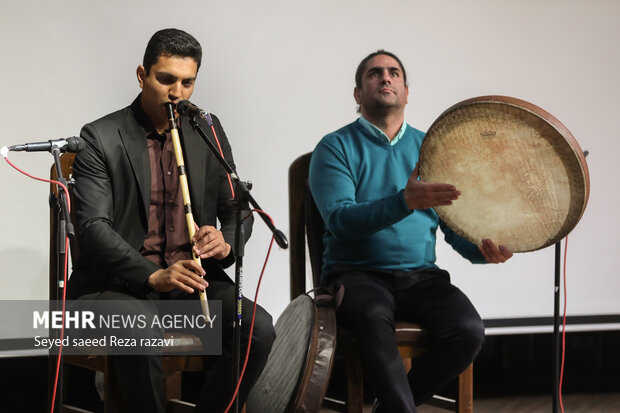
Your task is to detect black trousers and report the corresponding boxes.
[82,277,275,413]
[331,267,485,413]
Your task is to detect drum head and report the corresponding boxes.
[246,294,336,413]
[419,96,589,252]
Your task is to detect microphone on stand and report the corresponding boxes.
[176,100,211,123]
[6,137,86,153]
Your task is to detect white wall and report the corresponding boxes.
[1,0,618,327]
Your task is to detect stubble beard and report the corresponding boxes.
[364,95,401,118]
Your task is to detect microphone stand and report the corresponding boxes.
[187,115,288,413]
[48,147,74,413]
[552,241,561,413]
[551,150,587,413]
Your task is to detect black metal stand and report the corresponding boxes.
[231,186,249,413]
[188,116,288,413]
[551,150,587,412]
[552,241,562,413]
[49,147,74,413]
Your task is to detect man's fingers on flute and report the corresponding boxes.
[178,265,208,288]
[186,270,209,289]
[169,271,207,293]
[192,225,218,243]
[178,259,205,276]
[180,275,207,292]
[174,280,196,294]
[197,239,224,257]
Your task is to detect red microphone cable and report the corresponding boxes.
[2,153,71,413]
[204,113,235,200]
[50,240,69,413]
[223,209,276,413]
[2,155,71,211]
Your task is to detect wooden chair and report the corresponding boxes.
[288,152,474,413]
[49,153,206,413]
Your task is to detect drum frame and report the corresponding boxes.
[419,95,590,252]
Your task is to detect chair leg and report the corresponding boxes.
[457,363,473,413]
[165,371,182,401]
[103,357,122,413]
[346,341,364,413]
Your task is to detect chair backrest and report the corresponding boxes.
[288,152,325,300]
[49,153,77,301]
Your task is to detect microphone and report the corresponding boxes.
[176,100,207,120]
[7,137,86,153]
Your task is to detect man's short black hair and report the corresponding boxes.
[355,49,408,88]
[143,28,202,74]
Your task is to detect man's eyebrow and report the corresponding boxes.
[367,66,401,73]
[154,71,197,81]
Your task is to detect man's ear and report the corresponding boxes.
[353,86,361,104]
[405,85,409,104]
[136,65,146,88]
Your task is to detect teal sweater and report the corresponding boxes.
[309,119,485,278]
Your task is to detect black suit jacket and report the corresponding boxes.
[68,96,252,299]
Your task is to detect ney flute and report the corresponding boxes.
[164,102,211,321]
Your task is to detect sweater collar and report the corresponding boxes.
[358,115,407,146]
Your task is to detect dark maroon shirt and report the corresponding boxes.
[141,132,194,267]
[133,103,192,268]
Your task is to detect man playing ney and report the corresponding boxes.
[309,50,512,412]
[68,28,275,412]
